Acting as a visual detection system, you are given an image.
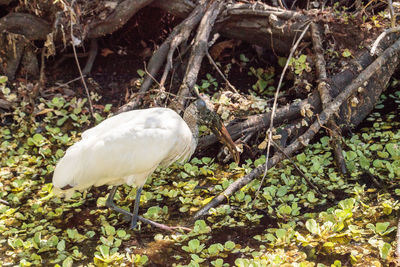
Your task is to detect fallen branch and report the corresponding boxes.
[117,3,207,113]
[199,31,400,151]
[177,0,225,106]
[198,93,321,150]
[194,36,400,219]
[370,26,400,56]
[88,0,154,38]
[82,39,99,75]
[0,13,51,40]
[311,22,347,174]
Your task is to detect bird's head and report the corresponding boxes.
[190,98,240,164]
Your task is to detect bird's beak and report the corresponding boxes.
[210,118,240,164]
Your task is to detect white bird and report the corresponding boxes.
[53,99,239,230]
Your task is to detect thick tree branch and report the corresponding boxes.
[88,0,154,38]
[177,0,225,106]
[151,0,195,18]
[311,22,347,174]
[117,3,207,113]
[0,13,51,40]
[198,93,321,149]
[154,0,310,54]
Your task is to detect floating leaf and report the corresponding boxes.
[0,75,8,83]
[379,242,391,259]
[62,257,73,267]
[275,228,287,239]
[225,241,235,251]
[306,219,319,235]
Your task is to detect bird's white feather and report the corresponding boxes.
[52,108,195,197]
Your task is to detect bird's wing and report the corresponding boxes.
[53,108,194,191]
[81,108,171,139]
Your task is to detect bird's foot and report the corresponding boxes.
[136,215,192,232]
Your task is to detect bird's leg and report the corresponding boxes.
[130,186,191,231]
[130,186,143,229]
[105,186,133,218]
[106,186,192,232]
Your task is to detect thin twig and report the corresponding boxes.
[39,47,46,89]
[158,4,208,90]
[143,61,162,88]
[68,3,94,118]
[271,139,323,196]
[396,214,400,264]
[55,75,87,87]
[0,199,10,205]
[206,51,238,93]
[253,21,311,201]
[278,0,287,9]
[71,44,94,117]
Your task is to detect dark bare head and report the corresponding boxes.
[183,98,240,163]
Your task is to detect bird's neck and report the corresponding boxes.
[183,107,199,141]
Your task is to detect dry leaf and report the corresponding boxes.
[34,108,54,116]
[101,48,114,57]
[210,40,235,60]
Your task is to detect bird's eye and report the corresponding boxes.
[196,99,207,110]
[197,99,210,116]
